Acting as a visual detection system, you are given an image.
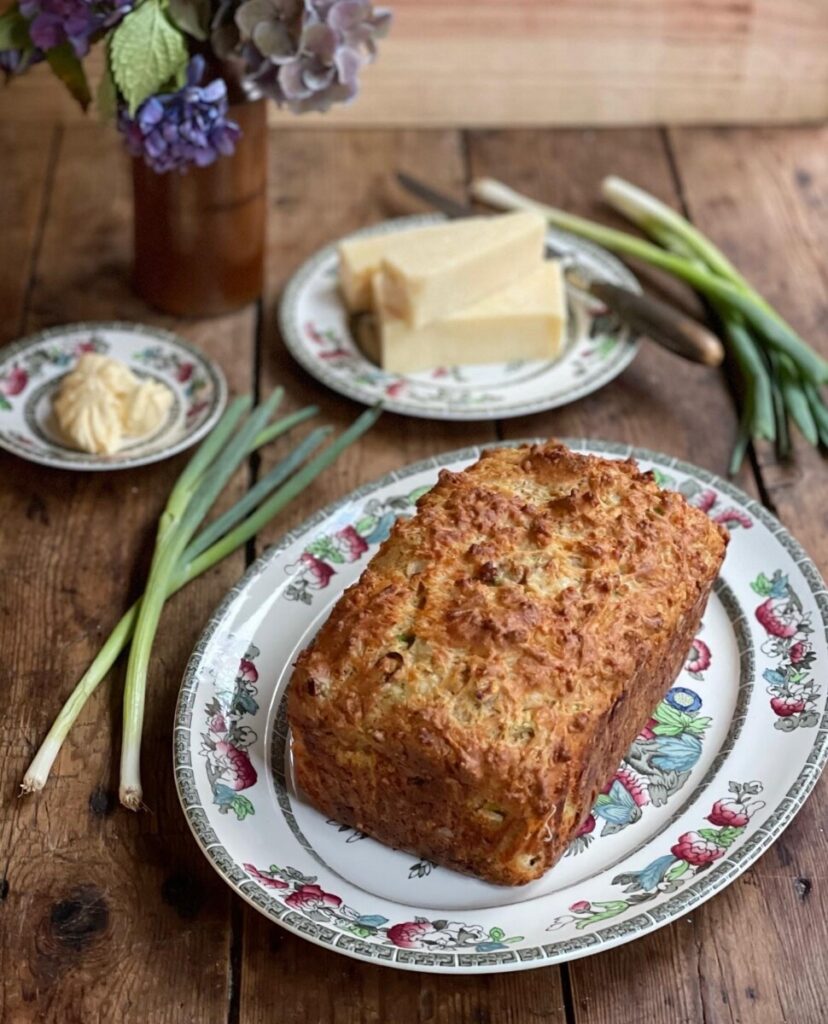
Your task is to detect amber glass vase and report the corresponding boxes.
[132,99,267,317]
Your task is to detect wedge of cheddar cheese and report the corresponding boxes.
[373,260,566,375]
[378,211,547,327]
[339,223,439,313]
[338,212,546,321]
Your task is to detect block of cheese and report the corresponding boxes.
[338,224,442,313]
[338,212,547,320]
[378,211,547,327]
[372,260,566,374]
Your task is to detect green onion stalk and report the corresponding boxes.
[22,400,382,799]
[471,176,828,471]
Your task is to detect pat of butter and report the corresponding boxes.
[53,353,173,455]
[378,211,547,328]
[374,260,566,375]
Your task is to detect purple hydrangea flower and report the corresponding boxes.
[229,0,391,113]
[18,0,132,58]
[119,56,242,174]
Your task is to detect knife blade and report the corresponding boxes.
[395,172,724,368]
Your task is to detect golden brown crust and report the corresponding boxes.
[287,442,728,885]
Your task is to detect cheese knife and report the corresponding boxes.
[396,171,724,368]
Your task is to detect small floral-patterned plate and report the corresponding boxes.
[279,216,640,420]
[175,441,827,973]
[0,322,227,471]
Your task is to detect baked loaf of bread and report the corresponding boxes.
[288,443,728,886]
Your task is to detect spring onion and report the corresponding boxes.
[471,175,828,471]
[22,399,382,798]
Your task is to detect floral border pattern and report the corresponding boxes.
[200,646,261,821]
[570,682,713,854]
[0,334,108,410]
[284,483,430,604]
[242,862,524,953]
[752,570,819,730]
[548,781,765,932]
[133,345,210,423]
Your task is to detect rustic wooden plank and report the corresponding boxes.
[663,123,828,1024]
[0,124,57,341]
[236,128,567,1022]
[0,123,254,1023]
[465,126,762,1024]
[241,923,568,1024]
[3,0,827,128]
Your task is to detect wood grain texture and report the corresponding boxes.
[0,124,254,1024]
[0,124,57,337]
[2,0,827,128]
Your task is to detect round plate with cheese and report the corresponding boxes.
[279,215,640,420]
[0,322,226,471]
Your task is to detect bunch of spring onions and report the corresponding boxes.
[472,176,828,474]
[22,392,382,806]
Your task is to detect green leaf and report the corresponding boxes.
[0,5,31,50]
[751,572,773,596]
[666,860,689,881]
[698,826,741,848]
[110,0,188,114]
[0,394,11,412]
[574,900,630,930]
[96,49,118,121]
[652,723,682,737]
[231,794,254,820]
[685,716,712,735]
[654,702,685,728]
[168,0,211,40]
[715,826,744,848]
[46,42,91,110]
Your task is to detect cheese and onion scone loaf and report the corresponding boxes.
[287,442,728,886]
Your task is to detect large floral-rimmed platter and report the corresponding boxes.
[174,441,828,974]
[279,216,640,421]
[0,322,227,470]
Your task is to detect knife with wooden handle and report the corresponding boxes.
[396,172,724,368]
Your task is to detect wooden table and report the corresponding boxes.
[1,122,826,1024]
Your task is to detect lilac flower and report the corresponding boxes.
[18,0,132,58]
[119,56,241,174]
[230,0,391,113]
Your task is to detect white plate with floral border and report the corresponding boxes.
[278,216,640,420]
[0,322,227,471]
[174,440,827,974]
